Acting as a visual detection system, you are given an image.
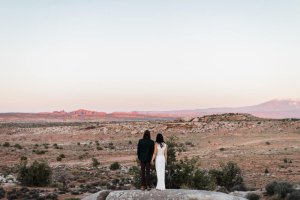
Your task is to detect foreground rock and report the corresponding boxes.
[82,189,247,200]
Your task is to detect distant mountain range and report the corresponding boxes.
[139,99,300,119]
[0,99,300,122]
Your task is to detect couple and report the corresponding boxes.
[137,130,168,191]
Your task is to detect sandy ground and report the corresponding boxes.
[0,115,300,196]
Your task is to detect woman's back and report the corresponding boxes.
[156,143,166,157]
[155,142,166,190]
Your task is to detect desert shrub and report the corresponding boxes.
[164,136,182,189]
[59,154,65,158]
[266,181,293,198]
[20,156,27,161]
[210,161,243,191]
[18,160,52,186]
[246,193,260,200]
[110,162,120,170]
[0,187,5,199]
[32,149,47,154]
[193,169,216,190]
[222,162,243,190]
[128,140,132,145]
[79,154,88,160]
[231,183,247,191]
[209,169,222,184]
[283,158,292,164]
[56,157,62,161]
[91,158,100,168]
[288,190,300,200]
[129,166,141,188]
[108,142,115,149]
[219,147,225,151]
[65,198,80,200]
[220,161,243,190]
[274,182,293,198]
[164,137,192,186]
[97,146,103,150]
[3,142,10,147]
[264,168,269,174]
[77,142,80,146]
[266,181,278,195]
[14,144,23,149]
[43,143,49,149]
[171,156,201,189]
[266,141,271,145]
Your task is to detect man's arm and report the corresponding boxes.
[137,140,141,160]
[151,143,157,164]
[164,144,168,165]
[150,141,155,155]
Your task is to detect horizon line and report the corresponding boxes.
[1,98,299,114]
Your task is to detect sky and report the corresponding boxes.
[0,0,300,112]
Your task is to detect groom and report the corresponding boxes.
[137,130,154,190]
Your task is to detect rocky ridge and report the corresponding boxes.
[82,189,247,200]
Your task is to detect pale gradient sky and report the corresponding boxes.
[1,0,300,112]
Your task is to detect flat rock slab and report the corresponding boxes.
[82,191,102,200]
[83,189,247,200]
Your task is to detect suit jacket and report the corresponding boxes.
[137,138,154,163]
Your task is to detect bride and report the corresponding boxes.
[151,133,168,190]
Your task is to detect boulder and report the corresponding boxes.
[82,189,247,200]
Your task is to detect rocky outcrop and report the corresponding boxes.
[82,189,247,200]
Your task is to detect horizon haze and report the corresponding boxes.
[1,99,300,121]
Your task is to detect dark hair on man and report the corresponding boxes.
[143,130,151,139]
[156,133,164,148]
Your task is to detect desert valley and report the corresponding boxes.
[0,100,300,199]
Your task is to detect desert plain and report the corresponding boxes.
[0,113,300,199]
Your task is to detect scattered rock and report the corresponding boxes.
[0,174,18,184]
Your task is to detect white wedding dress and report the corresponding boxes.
[155,143,166,190]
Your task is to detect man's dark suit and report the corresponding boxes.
[137,138,154,188]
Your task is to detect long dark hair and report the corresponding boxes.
[143,130,151,139]
[156,133,164,148]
